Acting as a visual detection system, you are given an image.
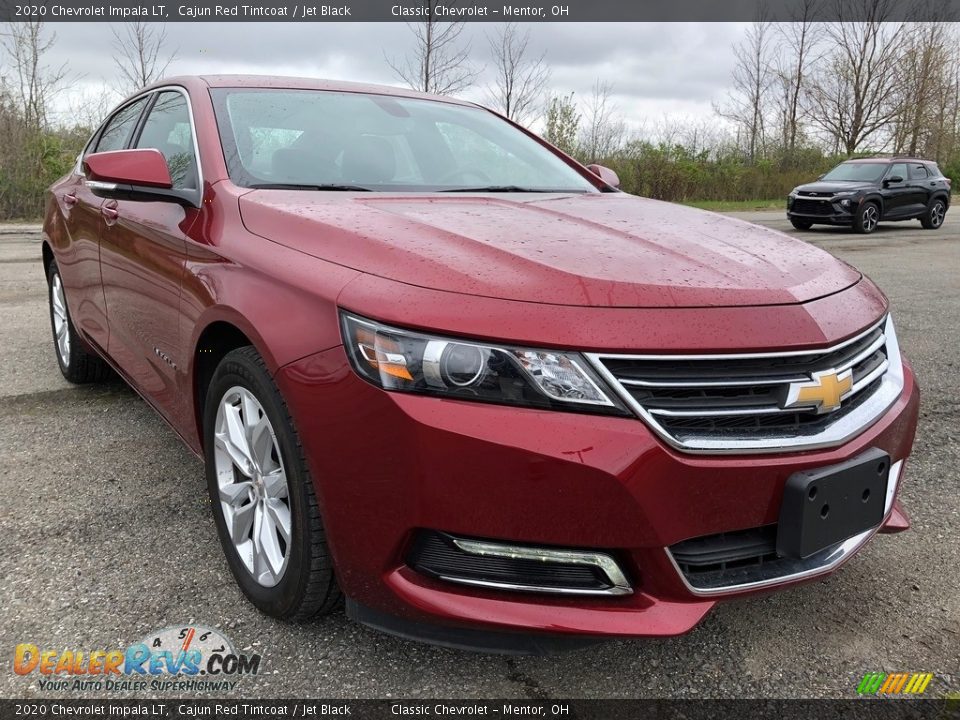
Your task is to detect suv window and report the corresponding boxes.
[909,164,928,180]
[94,97,150,153]
[135,91,198,190]
[886,163,908,183]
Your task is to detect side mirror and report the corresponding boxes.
[586,163,620,189]
[83,149,197,206]
[885,175,904,185]
[85,149,173,188]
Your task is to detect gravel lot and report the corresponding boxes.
[1,211,957,700]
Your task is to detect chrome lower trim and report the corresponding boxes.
[585,315,903,454]
[668,460,903,597]
[445,538,633,597]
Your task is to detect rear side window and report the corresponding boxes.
[94,97,149,153]
[135,91,198,190]
[909,164,928,180]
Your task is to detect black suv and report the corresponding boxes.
[787,158,951,233]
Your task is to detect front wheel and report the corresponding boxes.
[203,346,341,620]
[790,217,814,231]
[46,260,110,383]
[920,198,946,229]
[853,202,880,234]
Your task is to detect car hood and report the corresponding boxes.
[239,191,861,308]
[794,181,874,194]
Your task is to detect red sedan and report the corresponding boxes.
[42,75,918,652]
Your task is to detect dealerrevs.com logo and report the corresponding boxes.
[13,625,261,693]
[857,672,935,696]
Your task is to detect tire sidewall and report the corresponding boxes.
[203,350,314,618]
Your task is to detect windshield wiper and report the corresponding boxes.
[439,185,573,193]
[248,183,372,191]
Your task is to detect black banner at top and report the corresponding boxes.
[0,0,957,22]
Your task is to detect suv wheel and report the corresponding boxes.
[47,260,110,383]
[203,346,341,620]
[790,217,814,231]
[921,198,946,229]
[853,202,880,234]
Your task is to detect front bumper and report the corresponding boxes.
[276,342,919,642]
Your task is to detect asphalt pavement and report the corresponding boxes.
[1,211,957,699]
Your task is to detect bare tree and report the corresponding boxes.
[1,21,67,129]
[387,2,478,95]
[543,92,580,155]
[579,79,626,162]
[111,22,178,93]
[773,0,823,154]
[803,0,906,154]
[890,16,953,156]
[484,22,550,125]
[714,18,775,163]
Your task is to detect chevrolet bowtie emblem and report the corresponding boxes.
[783,369,853,414]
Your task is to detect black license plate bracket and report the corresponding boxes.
[777,448,890,559]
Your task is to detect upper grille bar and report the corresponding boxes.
[585,316,904,454]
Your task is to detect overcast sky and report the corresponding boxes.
[45,22,749,134]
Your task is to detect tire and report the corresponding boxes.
[203,346,341,620]
[853,202,880,234]
[46,260,110,384]
[920,197,946,229]
[790,217,814,231]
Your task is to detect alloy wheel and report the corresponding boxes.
[51,273,71,366]
[213,386,292,587]
[862,205,879,232]
[931,202,945,227]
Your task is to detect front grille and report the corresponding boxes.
[408,531,632,596]
[792,197,837,215]
[587,316,903,452]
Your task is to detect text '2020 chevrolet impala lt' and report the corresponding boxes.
[43,76,919,652]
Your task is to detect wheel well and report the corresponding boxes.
[193,322,252,447]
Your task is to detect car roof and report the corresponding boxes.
[150,74,476,107]
[844,157,935,165]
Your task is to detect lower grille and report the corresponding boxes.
[408,531,632,596]
[792,197,837,215]
[671,525,779,578]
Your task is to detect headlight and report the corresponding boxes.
[340,312,628,415]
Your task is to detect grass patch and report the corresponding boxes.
[681,198,785,212]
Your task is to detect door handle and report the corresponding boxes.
[101,205,119,220]
[63,193,78,206]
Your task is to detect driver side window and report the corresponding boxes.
[135,91,199,190]
[886,163,907,183]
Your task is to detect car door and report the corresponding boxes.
[98,89,202,426]
[907,163,933,213]
[57,96,151,350]
[880,162,911,218]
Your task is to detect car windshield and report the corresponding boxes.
[821,162,888,182]
[210,88,598,193]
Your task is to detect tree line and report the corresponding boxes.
[2,7,959,219]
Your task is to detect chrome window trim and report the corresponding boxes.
[443,537,633,597]
[584,315,903,454]
[83,180,118,192]
[667,460,903,597]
